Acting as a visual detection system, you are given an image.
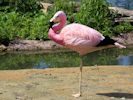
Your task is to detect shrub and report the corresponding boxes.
[26,13,51,40]
[0,12,19,44]
[0,11,50,43]
[75,0,114,36]
[0,0,41,14]
[50,0,77,23]
[113,22,133,34]
[16,0,41,14]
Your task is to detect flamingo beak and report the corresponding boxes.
[50,15,60,23]
[49,16,56,28]
[50,17,55,23]
[49,21,54,28]
[49,15,60,28]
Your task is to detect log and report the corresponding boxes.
[115,16,133,22]
[109,7,133,17]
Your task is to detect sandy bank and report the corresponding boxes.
[0,66,133,100]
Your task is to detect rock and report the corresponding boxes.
[121,97,126,100]
[0,91,3,94]
[113,32,133,45]
[40,2,52,13]
[111,97,115,99]
[0,45,7,52]
[7,40,70,53]
[109,7,133,17]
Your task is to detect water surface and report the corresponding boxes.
[107,0,133,10]
[0,46,133,70]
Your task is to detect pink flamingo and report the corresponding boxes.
[48,11,126,97]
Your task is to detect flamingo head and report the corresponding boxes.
[49,11,66,28]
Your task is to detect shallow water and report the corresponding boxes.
[107,0,133,10]
[0,46,133,70]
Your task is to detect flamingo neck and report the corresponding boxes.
[48,28,64,45]
[48,12,66,45]
[52,18,66,32]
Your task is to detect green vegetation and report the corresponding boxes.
[113,22,133,34]
[0,0,133,45]
[0,0,51,43]
[51,0,77,23]
[0,11,50,41]
[75,0,113,35]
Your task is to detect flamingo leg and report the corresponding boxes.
[72,55,83,97]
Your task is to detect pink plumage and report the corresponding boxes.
[48,11,106,55]
[60,23,105,55]
[48,11,126,97]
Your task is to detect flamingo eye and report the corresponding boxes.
[56,15,59,18]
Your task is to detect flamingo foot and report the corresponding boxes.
[114,42,126,49]
[72,93,81,98]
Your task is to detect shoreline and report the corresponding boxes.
[0,32,133,52]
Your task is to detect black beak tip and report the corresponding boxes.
[49,21,54,28]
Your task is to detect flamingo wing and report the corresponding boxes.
[60,23,105,55]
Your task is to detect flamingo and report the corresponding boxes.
[48,11,126,97]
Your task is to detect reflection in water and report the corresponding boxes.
[0,47,132,70]
[33,60,50,69]
[118,55,133,65]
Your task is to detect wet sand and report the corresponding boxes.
[0,66,133,100]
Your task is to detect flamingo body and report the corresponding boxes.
[59,23,105,55]
[48,11,106,55]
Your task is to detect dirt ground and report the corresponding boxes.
[0,66,133,100]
